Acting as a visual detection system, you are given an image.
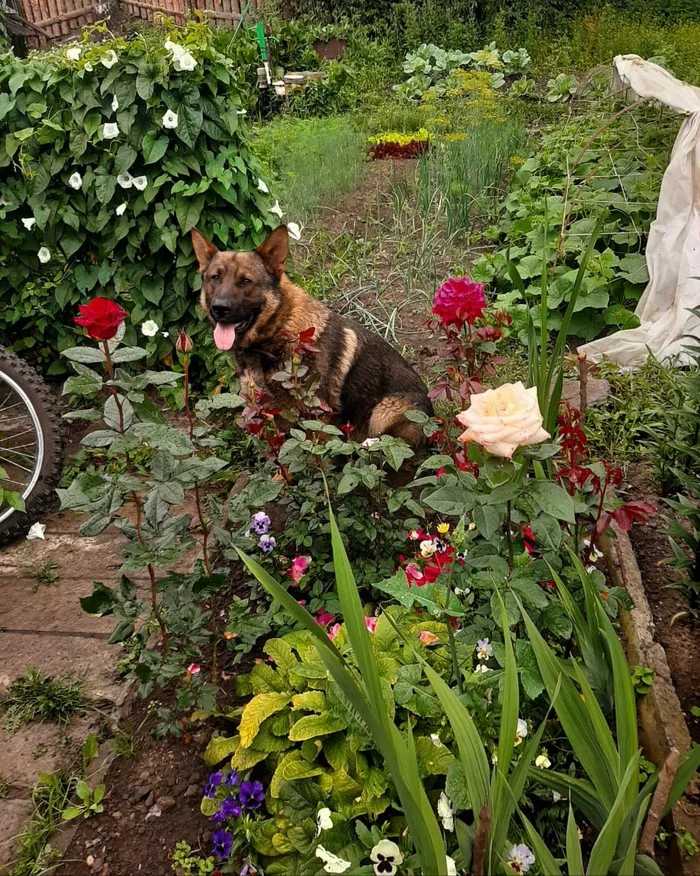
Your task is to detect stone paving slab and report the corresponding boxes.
[0,577,115,637]
[0,798,34,871]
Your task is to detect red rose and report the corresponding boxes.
[74,297,127,341]
[432,277,487,329]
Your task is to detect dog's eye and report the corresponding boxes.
[238,276,253,288]
[209,271,221,282]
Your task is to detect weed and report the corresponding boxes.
[27,560,60,592]
[631,665,656,696]
[9,772,71,876]
[0,774,9,799]
[61,779,105,821]
[31,744,48,761]
[2,669,87,733]
[679,831,699,859]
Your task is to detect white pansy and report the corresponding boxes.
[474,663,492,674]
[287,221,302,241]
[103,122,119,139]
[437,791,454,832]
[420,539,437,559]
[68,171,82,190]
[476,637,493,661]
[535,752,552,769]
[257,178,269,194]
[162,109,179,129]
[269,200,284,219]
[84,62,93,72]
[66,46,81,61]
[515,718,528,746]
[316,807,333,833]
[115,203,127,217]
[38,247,51,264]
[22,217,36,230]
[112,94,119,112]
[430,733,442,747]
[101,49,118,69]
[583,538,604,562]
[315,846,351,874]
[27,522,46,540]
[141,320,159,337]
[370,840,403,876]
[507,844,536,874]
[131,176,147,191]
[446,855,457,876]
[117,172,133,189]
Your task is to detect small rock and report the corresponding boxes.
[136,825,145,835]
[137,770,151,784]
[101,867,110,876]
[146,804,162,819]
[111,811,122,820]
[184,784,198,798]
[86,856,95,867]
[133,785,152,803]
[144,791,155,808]
[156,796,176,811]
[173,783,186,797]
[187,772,200,785]
[92,859,103,872]
[129,812,136,820]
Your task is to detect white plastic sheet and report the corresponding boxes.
[578,55,700,367]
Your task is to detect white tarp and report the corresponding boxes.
[578,55,700,367]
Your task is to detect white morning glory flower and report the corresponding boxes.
[370,840,403,876]
[269,200,284,219]
[66,46,81,61]
[164,40,197,72]
[316,807,333,833]
[360,437,380,449]
[101,49,118,68]
[257,178,269,194]
[103,122,119,139]
[115,203,127,216]
[515,718,528,746]
[437,791,454,832]
[111,94,119,112]
[507,843,536,873]
[27,521,46,539]
[476,638,493,660]
[68,171,82,190]
[315,845,351,874]
[117,172,133,189]
[552,790,563,802]
[22,217,36,230]
[162,109,179,129]
[287,221,302,241]
[38,247,51,264]
[535,751,552,769]
[430,733,442,747]
[131,176,147,191]
[141,320,159,337]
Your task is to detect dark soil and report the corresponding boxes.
[623,462,700,744]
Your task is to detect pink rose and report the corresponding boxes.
[364,616,378,634]
[432,277,486,328]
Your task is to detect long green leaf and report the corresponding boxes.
[616,796,650,876]
[519,809,563,876]
[529,769,606,830]
[586,753,640,876]
[566,803,584,876]
[664,746,700,816]
[496,593,518,775]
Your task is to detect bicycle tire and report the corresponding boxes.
[0,347,65,543]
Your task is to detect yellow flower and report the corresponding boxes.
[437,522,450,534]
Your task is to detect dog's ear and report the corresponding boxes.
[256,225,289,278]
[191,230,218,272]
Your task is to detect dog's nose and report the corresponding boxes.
[210,299,234,322]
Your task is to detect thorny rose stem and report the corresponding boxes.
[102,340,170,655]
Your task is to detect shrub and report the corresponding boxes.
[0,20,276,372]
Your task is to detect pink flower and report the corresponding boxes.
[288,555,312,585]
[186,663,200,675]
[364,616,378,634]
[419,631,439,645]
[432,277,486,328]
[328,623,341,641]
[405,562,425,586]
[315,609,336,627]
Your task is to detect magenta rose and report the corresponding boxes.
[432,277,487,328]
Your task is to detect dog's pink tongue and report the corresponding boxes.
[214,323,236,351]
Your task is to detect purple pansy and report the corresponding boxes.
[212,828,233,860]
[258,534,276,554]
[212,796,242,822]
[239,779,265,810]
[204,771,223,798]
[251,511,270,536]
[223,769,239,787]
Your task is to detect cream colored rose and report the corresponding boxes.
[456,382,550,458]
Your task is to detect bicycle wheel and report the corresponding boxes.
[0,347,65,542]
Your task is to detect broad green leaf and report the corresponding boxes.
[288,712,347,741]
[238,692,290,749]
[203,734,239,767]
[527,481,576,523]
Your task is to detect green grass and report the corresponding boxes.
[2,669,87,733]
[252,116,367,223]
[9,772,70,876]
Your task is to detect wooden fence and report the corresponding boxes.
[18,0,258,43]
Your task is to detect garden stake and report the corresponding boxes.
[639,748,680,858]
[472,801,490,876]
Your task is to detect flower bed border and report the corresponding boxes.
[602,527,700,874]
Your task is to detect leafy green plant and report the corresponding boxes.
[171,841,216,876]
[0,465,25,515]
[61,779,105,820]
[9,772,71,876]
[2,668,86,732]
[546,72,577,102]
[510,76,536,97]
[631,666,656,696]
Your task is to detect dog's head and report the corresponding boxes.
[191,226,289,351]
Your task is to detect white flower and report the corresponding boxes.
[370,840,403,876]
[315,846,351,874]
[101,50,118,69]
[515,718,528,746]
[552,791,563,802]
[84,62,93,72]
[117,172,133,189]
[66,46,81,61]
[141,320,159,337]
[360,437,380,450]
[446,855,457,876]
[475,663,492,674]
[103,122,119,139]
[476,638,493,661]
[164,39,197,72]
[257,178,269,194]
[162,109,179,129]
[27,522,46,540]
[68,171,82,190]
[287,221,302,241]
[131,176,147,191]
[491,750,498,764]
[437,791,454,832]
[316,807,333,833]
[419,539,437,558]
[236,109,247,115]
[111,94,119,112]
[454,586,470,596]
[116,203,127,217]
[37,247,51,264]
[583,538,604,562]
[535,751,552,769]
[22,217,36,230]
[507,843,535,873]
[269,200,284,219]
[430,733,442,747]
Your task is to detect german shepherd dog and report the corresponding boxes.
[192,225,433,447]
